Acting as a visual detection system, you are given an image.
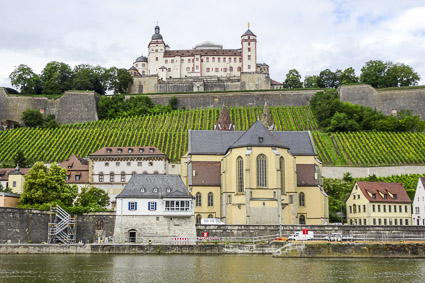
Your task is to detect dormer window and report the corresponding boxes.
[117,148,122,153]
[67,166,72,169]
[128,148,133,153]
[258,137,264,143]
[153,188,158,193]
[141,188,145,193]
[106,148,112,153]
[372,193,376,199]
[166,188,171,193]
[139,148,144,153]
[149,148,154,153]
[393,194,397,199]
[384,194,388,199]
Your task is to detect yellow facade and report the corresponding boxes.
[0,193,20,207]
[8,173,25,194]
[346,182,412,226]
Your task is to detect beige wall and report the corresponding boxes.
[0,194,19,207]
[8,174,25,194]
[346,184,412,225]
[192,186,221,221]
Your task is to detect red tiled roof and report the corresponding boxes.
[297,164,319,186]
[192,161,221,186]
[164,49,241,57]
[59,155,89,171]
[270,79,283,85]
[89,146,165,157]
[0,168,30,180]
[356,181,411,203]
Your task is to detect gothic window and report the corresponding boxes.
[196,214,201,224]
[280,157,285,194]
[299,215,306,224]
[257,154,267,187]
[299,192,305,207]
[196,192,202,207]
[208,192,214,207]
[237,156,244,192]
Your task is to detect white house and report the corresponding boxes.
[113,174,196,244]
[412,177,425,225]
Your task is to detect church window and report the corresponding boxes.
[218,58,220,63]
[299,192,305,207]
[237,156,244,193]
[206,68,210,72]
[215,68,219,72]
[257,154,267,187]
[196,192,202,207]
[280,157,285,194]
[230,67,233,72]
[299,215,306,224]
[208,192,214,206]
[237,67,241,72]
[248,55,251,60]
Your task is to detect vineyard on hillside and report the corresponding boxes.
[0,106,317,163]
[1,105,424,165]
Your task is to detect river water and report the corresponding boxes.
[1,254,425,282]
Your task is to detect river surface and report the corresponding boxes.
[1,254,425,282]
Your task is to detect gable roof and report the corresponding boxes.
[188,129,317,156]
[229,120,287,149]
[356,181,411,203]
[117,174,192,199]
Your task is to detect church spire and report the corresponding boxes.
[214,106,235,131]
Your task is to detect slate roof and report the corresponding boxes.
[356,181,412,203]
[117,174,192,199]
[242,29,256,37]
[189,125,317,156]
[229,120,287,149]
[135,55,148,62]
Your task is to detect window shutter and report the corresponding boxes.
[135,202,137,211]
[148,202,150,211]
[128,202,131,210]
[154,202,157,211]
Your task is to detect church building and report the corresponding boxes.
[181,107,329,225]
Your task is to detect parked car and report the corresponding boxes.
[200,218,225,225]
[288,231,314,241]
[325,232,354,242]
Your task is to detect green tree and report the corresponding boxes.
[303,75,319,88]
[310,89,341,129]
[22,108,44,127]
[339,67,359,85]
[41,61,73,94]
[359,60,389,88]
[9,64,42,94]
[97,94,125,120]
[19,162,77,207]
[72,64,107,94]
[13,151,33,168]
[75,186,110,208]
[385,63,420,87]
[283,69,303,89]
[106,67,134,94]
[168,96,178,110]
[317,69,341,88]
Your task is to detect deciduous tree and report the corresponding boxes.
[75,186,110,208]
[283,69,303,89]
[9,64,42,94]
[41,61,73,94]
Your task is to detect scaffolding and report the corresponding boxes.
[47,205,77,244]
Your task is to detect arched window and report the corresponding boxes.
[196,214,202,224]
[299,192,305,207]
[196,192,202,207]
[257,154,267,187]
[299,215,306,225]
[208,214,213,218]
[121,172,126,182]
[99,172,104,182]
[236,156,244,192]
[208,192,214,206]
[280,157,285,194]
[110,172,115,182]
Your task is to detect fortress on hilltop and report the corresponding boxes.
[127,25,272,93]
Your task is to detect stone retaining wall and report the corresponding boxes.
[322,165,425,179]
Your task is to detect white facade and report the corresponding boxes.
[116,197,193,217]
[412,178,425,225]
[133,26,260,80]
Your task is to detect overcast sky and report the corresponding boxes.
[1,0,425,89]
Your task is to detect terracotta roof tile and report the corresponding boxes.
[356,181,411,203]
